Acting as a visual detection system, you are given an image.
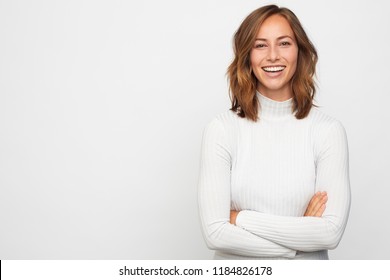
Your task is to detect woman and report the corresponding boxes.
[197,5,351,260]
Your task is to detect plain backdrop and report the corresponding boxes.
[1,0,389,259]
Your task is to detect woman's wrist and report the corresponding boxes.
[230,210,240,225]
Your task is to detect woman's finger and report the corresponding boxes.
[311,193,327,215]
[304,192,323,216]
[304,192,327,216]
[304,192,321,216]
[314,204,326,217]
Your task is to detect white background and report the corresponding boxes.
[0,0,389,259]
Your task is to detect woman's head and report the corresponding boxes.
[227,5,318,121]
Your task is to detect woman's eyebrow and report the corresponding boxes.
[277,35,293,40]
[255,35,294,41]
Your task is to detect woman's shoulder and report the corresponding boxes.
[202,110,244,144]
[201,110,240,150]
[205,110,242,128]
[308,106,344,125]
[308,107,347,138]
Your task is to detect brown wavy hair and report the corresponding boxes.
[227,5,318,121]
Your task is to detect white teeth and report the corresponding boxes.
[262,66,285,72]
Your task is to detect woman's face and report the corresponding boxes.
[250,14,298,100]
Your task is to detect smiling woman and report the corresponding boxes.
[228,6,318,121]
[251,15,298,101]
[198,5,351,260]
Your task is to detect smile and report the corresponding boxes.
[262,66,286,73]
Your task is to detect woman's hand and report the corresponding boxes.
[230,210,239,225]
[304,191,328,217]
[231,192,327,224]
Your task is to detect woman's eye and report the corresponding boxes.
[280,41,291,46]
[255,44,266,48]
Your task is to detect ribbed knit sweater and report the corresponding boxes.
[197,92,351,260]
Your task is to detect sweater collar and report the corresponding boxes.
[256,91,295,120]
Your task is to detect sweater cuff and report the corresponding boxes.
[236,210,276,232]
[236,210,297,259]
[236,210,253,230]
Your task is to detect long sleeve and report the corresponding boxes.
[235,120,351,252]
[198,118,297,258]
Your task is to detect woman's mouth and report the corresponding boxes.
[262,66,286,73]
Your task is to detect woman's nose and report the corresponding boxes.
[267,46,280,62]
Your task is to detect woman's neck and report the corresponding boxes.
[256,91,294,120]
[257,85,293,102]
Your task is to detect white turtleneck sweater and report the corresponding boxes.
[197,92,351,260]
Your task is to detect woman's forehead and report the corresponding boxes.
[256,14,295,39]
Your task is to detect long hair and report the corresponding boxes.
[227,5,318,122]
